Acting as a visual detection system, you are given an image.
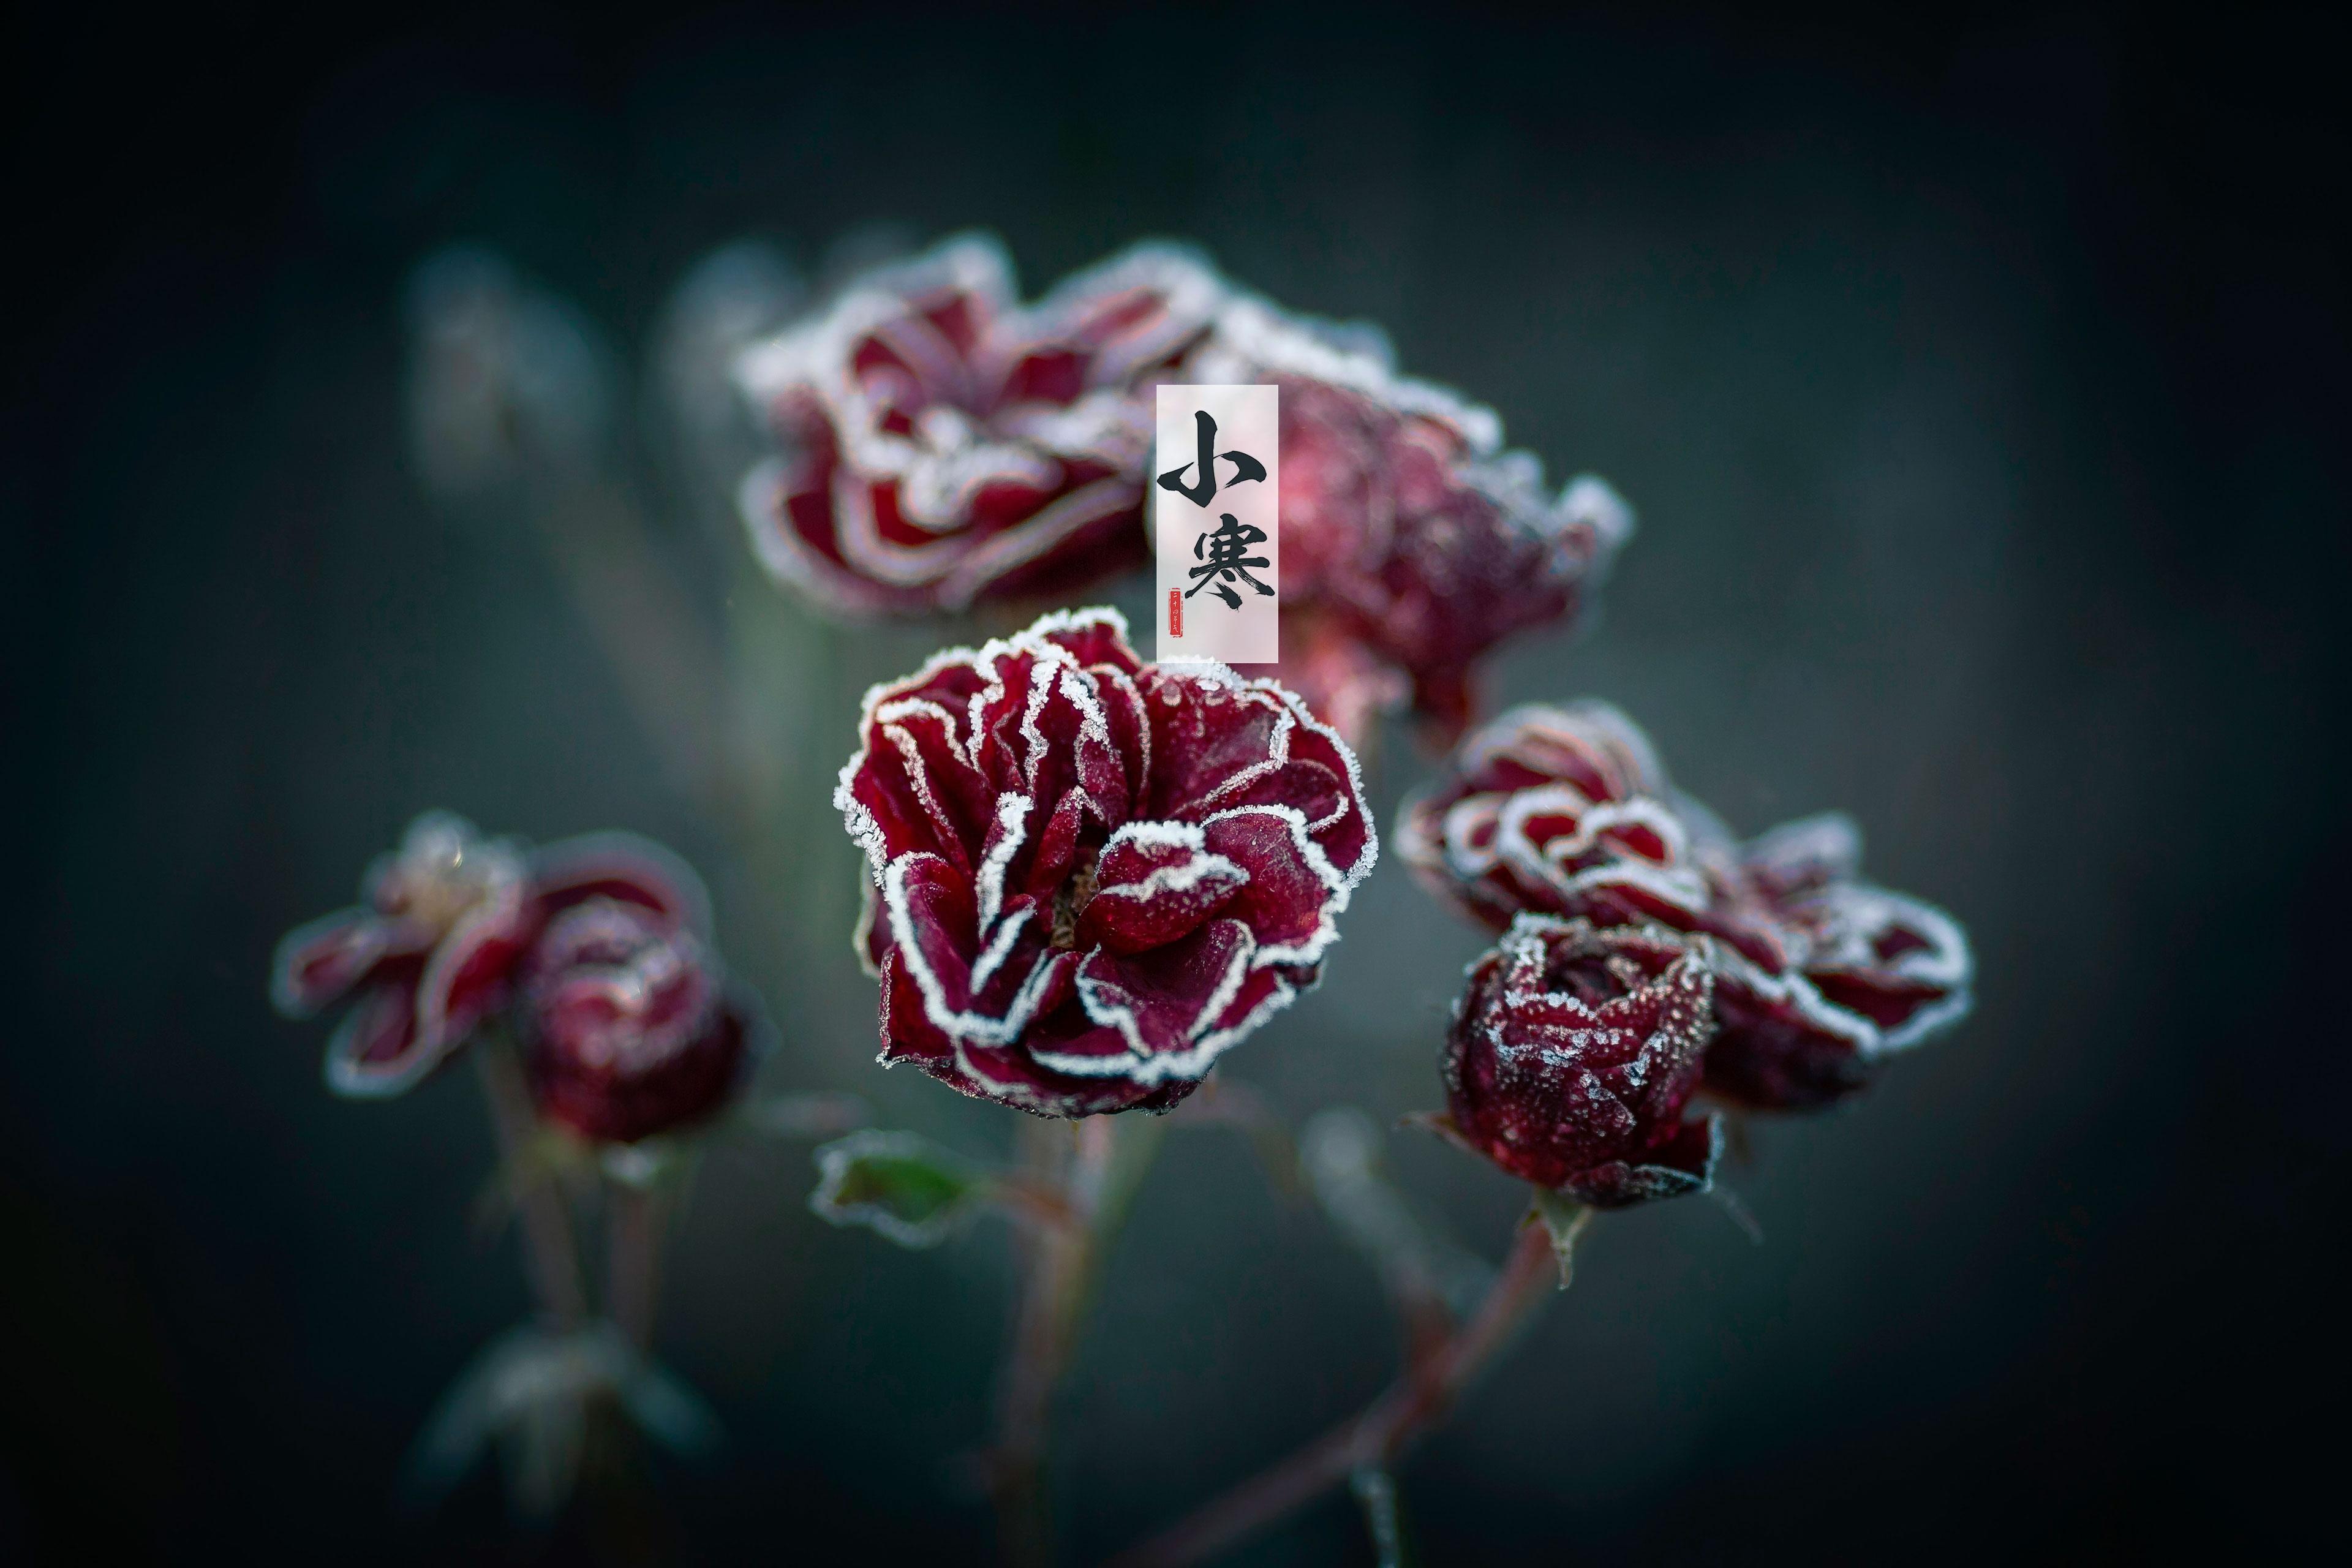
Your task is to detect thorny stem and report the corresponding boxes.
[993,1114,1163,1568]
[472,1035,588,1327]
[1107,1213,1578,1568]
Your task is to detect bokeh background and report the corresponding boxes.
[9,4,2346,1562]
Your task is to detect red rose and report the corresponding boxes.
[1703,813,1975,1109]
[738,235,1225,614]
[837,607,1376,1117]
[1183,300,1632,741]
[1441,916,1719,1205]
[271,814,710,1096]
[1398,703,1972,1109]
[519,899,759,1145]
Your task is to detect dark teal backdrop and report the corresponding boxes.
[9,4,2345,1562]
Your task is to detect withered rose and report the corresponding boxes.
[271,813,711,1097]
[520,899,760,1145]
[1439,916,1719,1205]
[837,607,1376,1117]
[738,235,1225,615]
[1397,703,1973,1109]
[1183,300,1632,741]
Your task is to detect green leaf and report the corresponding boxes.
[808,1131,981,1249]
[1528,1188,1593,1290]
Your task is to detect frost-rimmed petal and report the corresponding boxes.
[1703,876,1975,1108]
[837,608,1375,1117]
[530,830,714,937]
[1559,1115,1724,1208]
[323,966,432,1098]
[415,874,536,1060]
[1438,915,1719,1206]
[736,236,1228,616]
[1074,821,1247,956]
[270,910,426,1019]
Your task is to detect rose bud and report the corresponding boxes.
[1183,299,1632,742]
[1397,703,1973,1110]
[737,235,1226,616]
[272,813,715,1097]
[837,606,1377,1117]
[519,899,761,1145]
[1439,916,1720,1206]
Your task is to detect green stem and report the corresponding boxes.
[992,1113,1165,1568]
[472,1035,587,1328]
[606,1179,666,1351]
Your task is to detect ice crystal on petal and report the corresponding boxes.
[835,607,1376,1117]
[1441,916,1719,1205]
[737,235,1228,615]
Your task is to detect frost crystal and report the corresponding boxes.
[1441,916,1719,1205]
[738,235,1227,614]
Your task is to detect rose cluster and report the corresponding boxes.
[737,235,1628,741]
[1401,703,1973,1117]
[271,812,759,1143]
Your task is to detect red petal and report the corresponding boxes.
[416,881,536,1054]
[1076,825,1247,957]
[532,831,713,934]
[322,981,435,1098]
[271,910,422,1018]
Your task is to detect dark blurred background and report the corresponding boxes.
[8,3,2346,1562]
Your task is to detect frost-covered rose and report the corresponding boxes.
[837,607,1376,1117]
[1397,703,1972,1109]
[738,235,1224,614]
[520,899,759,1145]
[1703,813,1975,1109]
[1183,300,1632,741]
[271,813,711,1097]
[1440,916,1719,1205]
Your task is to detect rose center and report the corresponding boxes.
[388,864,498,934]
[1048,860,1099,952]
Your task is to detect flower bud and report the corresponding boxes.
[1441,916,1720,1207]
[520,899,757,1145]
